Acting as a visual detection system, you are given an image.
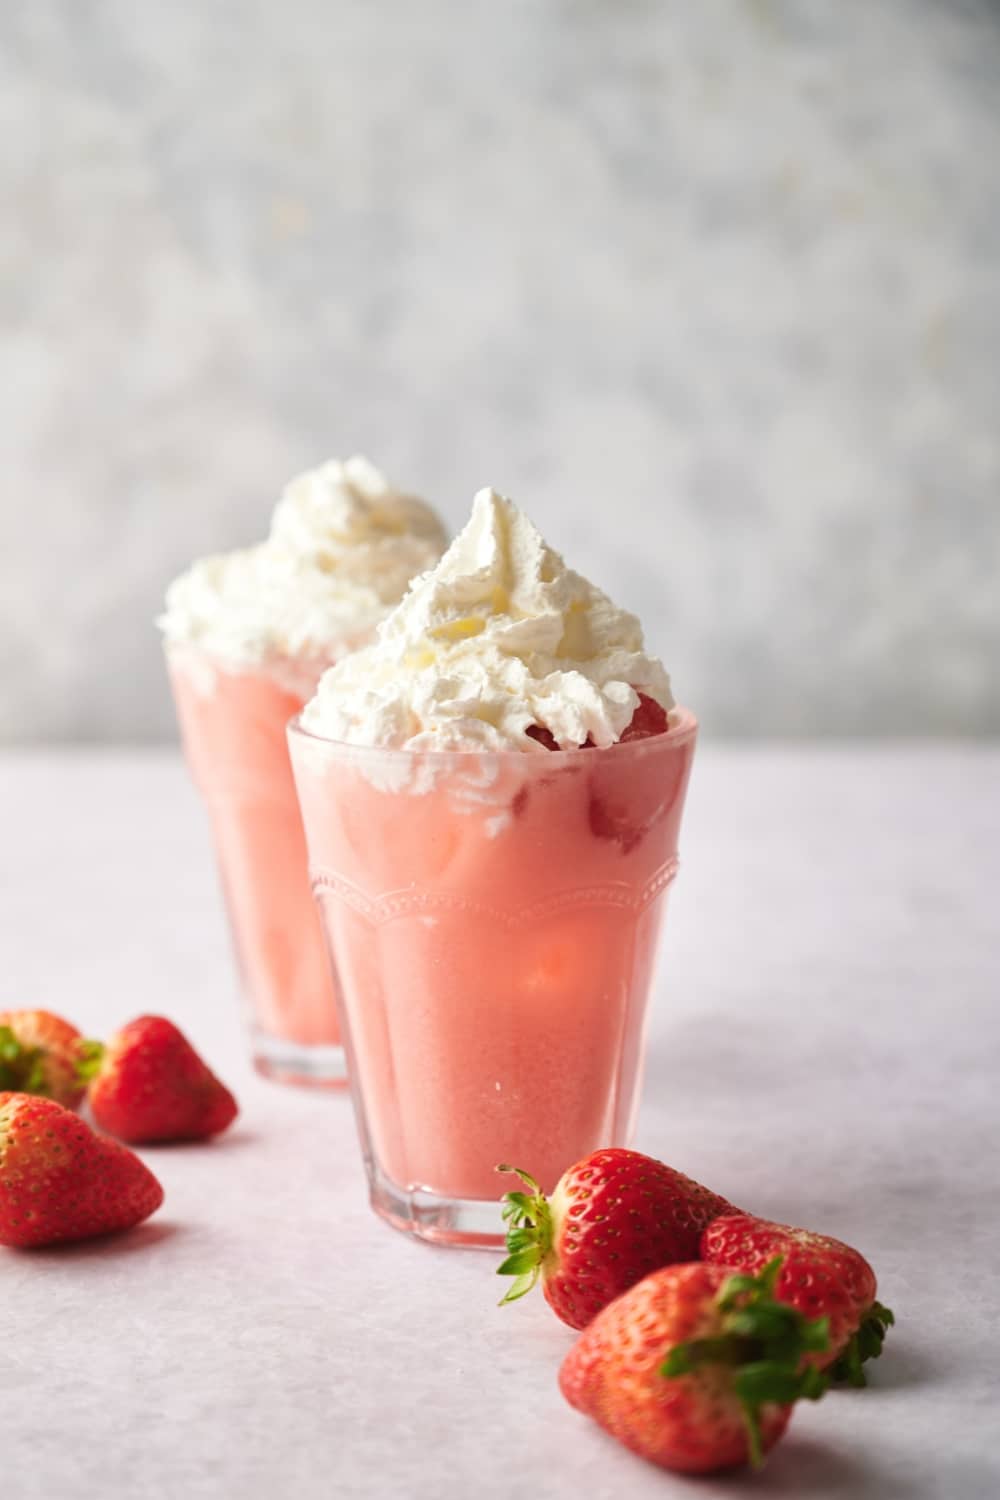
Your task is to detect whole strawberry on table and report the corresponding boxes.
[497,1149,735,1328]
[0,1006,238,1144]
[0,1092,164,1248]
[0,1009,238,1250]
[0,1008,94,1110]
[702,1212,894,1386]
[497,1147,894,1473]
[560,1257,829,1473]
[84,1015,238,1144]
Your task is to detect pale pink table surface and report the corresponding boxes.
[2,746,998,1500]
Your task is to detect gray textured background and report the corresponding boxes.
[2,0,998,743]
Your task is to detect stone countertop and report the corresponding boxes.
[2,746,998,1499]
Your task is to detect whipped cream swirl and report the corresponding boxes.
[160,456,447,667]
[301,488,673,751]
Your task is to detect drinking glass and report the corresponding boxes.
[288,709,697,1241]
[168,645,346,1087]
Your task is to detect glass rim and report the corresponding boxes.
[287,704,697,761]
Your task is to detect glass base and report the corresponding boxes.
[369,1167,505,1249]
[251,1031,348,1091]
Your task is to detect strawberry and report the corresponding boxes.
[587,696,677,851]
[497,1149,736,1329]
[526,724,563,751]
[619,692,670,742]
[701,1213,894,1386]
[587,788,646,852]
[559,1259,829,1473]
[87,1016,238,1144]
[0,1009,95,1110]
[525,694,669,754]
[0,1092,164,1248]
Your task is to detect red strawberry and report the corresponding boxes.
[0,1009,94,1110]
[701,1213,894,1386]
[0,1092,164,1248]
[587,788,646,852]
[587,695,676,851]
[526,724,562,751]
[87,1016,238,1144]
[619,692,670,742]
[525,693,669,754]
[497,1149,736,1329]
[559,1259,828,1473]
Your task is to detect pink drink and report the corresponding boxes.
[169,647,344,1086]
[289,710,696,1243]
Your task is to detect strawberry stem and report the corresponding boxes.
[0,1025,48,1095]
[830,1301,895,1387]
[495,1165,554,1305]
[75,1040,106,1085]
[661,1258,830,1470]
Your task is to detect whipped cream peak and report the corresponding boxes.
[301,488,673,751]
[160,456,447,668]
[269,455,444,563]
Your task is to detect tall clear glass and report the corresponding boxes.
[167,645,346,1088]
[288,710,697,1243]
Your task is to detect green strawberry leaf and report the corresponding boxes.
[495,1165,554,1307]
[830,1301,895,1387]
[0,1025,47,1095]
[74,1039,106,1084]
[660,1257,830,1470]
[497,1247,541,1278]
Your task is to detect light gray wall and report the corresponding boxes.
[2,0,998,742]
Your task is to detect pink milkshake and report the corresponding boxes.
[160,457,446,1086]
[290,489,695,1239]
